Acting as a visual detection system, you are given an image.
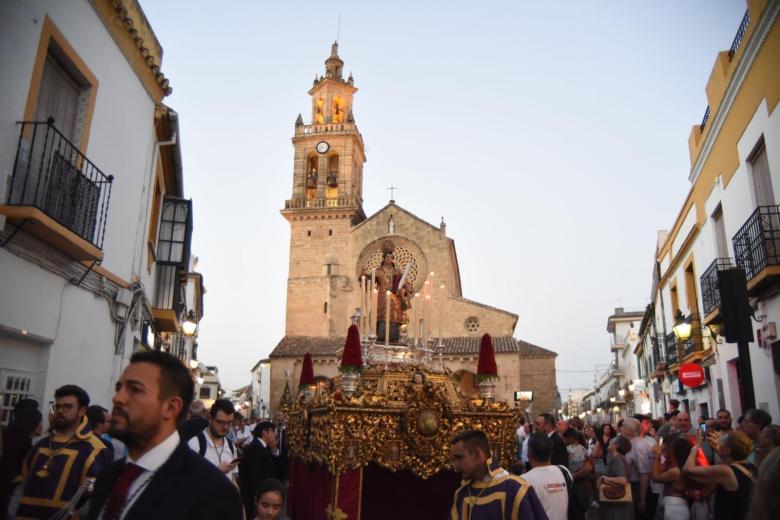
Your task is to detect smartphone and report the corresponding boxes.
[659,437,664,446]
[699,424,707,433]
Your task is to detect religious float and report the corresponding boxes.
[284,299,519,520]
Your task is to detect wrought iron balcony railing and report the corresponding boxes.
[651,335,663,366]
[700,258,734,316]
[7,120,113,248]
[729,10,750,61]
[700,106,711,132]
[733,205,780,282]
[665,332,678,365]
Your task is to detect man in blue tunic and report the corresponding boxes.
[450,429,548,520]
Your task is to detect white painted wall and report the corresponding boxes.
[0,1,165,419]
[652,98,780,422]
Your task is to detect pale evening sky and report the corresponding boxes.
[141,0,747,396]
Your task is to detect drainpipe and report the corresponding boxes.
[656,259,671,411]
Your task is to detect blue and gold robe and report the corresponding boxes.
[14,419,110,519]
[450,459,548,520]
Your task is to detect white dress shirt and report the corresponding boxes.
[112,430,180,520]
[187,428,238,482]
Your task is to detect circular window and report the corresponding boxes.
[358,238,427,291]
[465,317,480,333]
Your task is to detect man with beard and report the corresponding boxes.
[188,399,239,484]
[13,385,110,519]
[85,350,242,520]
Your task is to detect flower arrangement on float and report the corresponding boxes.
[476,333,499,399]
[299,352,315,398]
[340,325,363,394]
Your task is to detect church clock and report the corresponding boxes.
[316,141,330,154]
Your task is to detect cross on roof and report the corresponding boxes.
[387,185,399,202]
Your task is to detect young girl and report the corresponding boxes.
[255,478,285,520]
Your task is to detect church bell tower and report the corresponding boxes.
[281,42,367,336]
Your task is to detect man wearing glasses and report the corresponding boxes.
[12,385,110,519]
[188,399,239,484]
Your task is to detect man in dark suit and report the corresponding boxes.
[178,399,209,442]
[85,350,242,520]
[238,421,285,518]
[534,412,569,468]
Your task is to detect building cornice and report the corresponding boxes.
[689,1,779,183]
[90,0,172,101]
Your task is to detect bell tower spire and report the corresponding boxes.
[325,41,343,80]
[282,42,366,223]
[281,43,367,336]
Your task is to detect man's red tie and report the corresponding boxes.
[103,462,145,520]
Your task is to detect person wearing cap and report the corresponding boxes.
[238,421,285,519]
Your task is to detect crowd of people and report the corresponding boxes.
[501,400,780,520]
[0,351,286,520]
[1,354,778,520]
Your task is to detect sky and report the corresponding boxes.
[141,0,749,396]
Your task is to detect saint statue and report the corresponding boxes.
[370,240,413,343]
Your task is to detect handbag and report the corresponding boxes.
[598,455,633,503]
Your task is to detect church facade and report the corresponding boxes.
[267,43,557,418]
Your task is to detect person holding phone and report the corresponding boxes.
[239,421,285,519]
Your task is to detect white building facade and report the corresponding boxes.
[584,2,780,425]
[0,0,202,422]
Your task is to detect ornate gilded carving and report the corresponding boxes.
[284,365,518,479]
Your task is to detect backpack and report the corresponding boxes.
[557,464,581,518]
[195,431,235,458]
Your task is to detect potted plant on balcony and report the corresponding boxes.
[299,352,315,399]
[477,334,499,399]
[339,325,363,395]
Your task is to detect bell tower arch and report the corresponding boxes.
[281,42,367,336]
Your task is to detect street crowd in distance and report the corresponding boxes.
[0,350,778,520]
[505,404,780,520]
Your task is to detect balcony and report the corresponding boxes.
[295,122,358,135]
[152,197,192,332]
[700,258,734,320]
[733,205,780,294]
[665,332,679,366]
[283,197,360,210]
[610,342,624,352]
[1,120,113,261]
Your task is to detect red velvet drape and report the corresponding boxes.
[360,464,461,520]
[288,457,333,520]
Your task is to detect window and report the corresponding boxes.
[199,387,211,399]
[465,317,480,333]
[307,230,312,237]
[36,44,91,144]
[328,229,333,236]
[157,197,192,265]
[1,373,35,426]
[324,302,328,314]
[749,140,774,207]
[712,206,728,258]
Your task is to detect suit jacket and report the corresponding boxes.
[238,439,284,517]
[85,441,242,520]
[550,432,569,468]
[178,416,209,443]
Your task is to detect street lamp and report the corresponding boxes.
[672,310,692,342]
[182,310,198,336]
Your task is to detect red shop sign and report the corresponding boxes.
[679,362,705,387]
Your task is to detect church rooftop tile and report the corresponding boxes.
[269,335,557,359]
